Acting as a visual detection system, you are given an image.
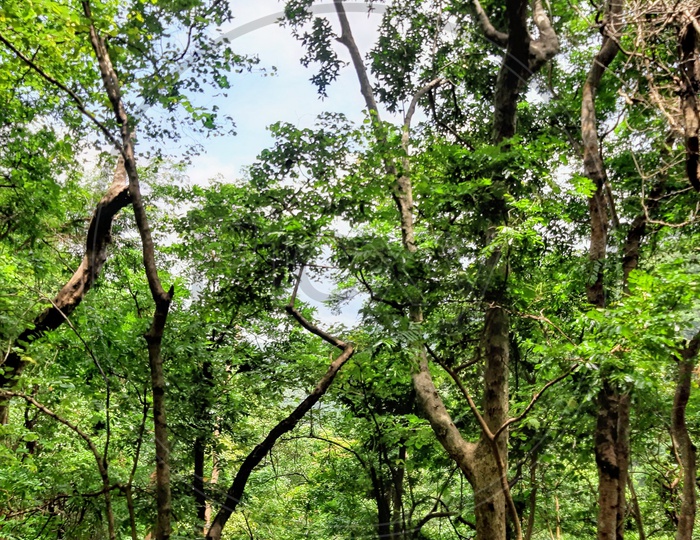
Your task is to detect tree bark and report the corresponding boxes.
[672,335,699,540]
[679,7,700,191]
[580,3,626,539]
[81,2,175,537]
[616,393,630,540]
[369,464,393,539]
[0,160,130,423]
[582,0,623,308]
[194,358,215,530]
[595,383,620,540]
[390,444,406,539]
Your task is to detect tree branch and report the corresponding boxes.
[470,0,509,47]
[0,32,120,149]
[494,364,579,440]
[0,160,130,421]
[206,344,354,540]
[0,390,116,539]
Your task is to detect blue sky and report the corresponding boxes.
[183,1,389,185]
[177,1,396,326]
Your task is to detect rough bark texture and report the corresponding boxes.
[580,4,626,539]
[595,384,620,540]
[672,335,699,540]
[616,393,630,540]
[205,344,354,540]
[81,2,175,537]
[679,7,700,191]
[413,353,477,483]
[0,161,130,423]
[582,0,623,307]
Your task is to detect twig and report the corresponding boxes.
[494,364,579,440]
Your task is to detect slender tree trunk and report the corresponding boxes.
[81,2,176,536]
[626,476,646,540]
[679,7,700,191]
[194,436,206,526]
[390,444,406,539]
[595,383,620,540]
[580,3,625,539]
[204,443,220,531]
[671,13,700,538]
[616,393,630,540]
[194,358,214,530]
[524,453,538,540]
[370,466,392,539]
[672,336,698,540]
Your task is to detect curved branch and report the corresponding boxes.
[528,0,560,72]
[285,305,347,350]
[471,0,509,47]
[494,364,578,440]
[0,32,120,149]
[0,161,130,421]
[0,390,116,539]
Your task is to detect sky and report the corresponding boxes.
[182,1,390,185]
[174,1,395,326]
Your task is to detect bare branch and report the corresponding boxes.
[404,78,445,134]
[285,305,347,351]
[206,345,354,540]
[494,364,579,440]
[471,0,509,47]
[334,0,379,117]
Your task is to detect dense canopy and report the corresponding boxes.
[1,1,700,540]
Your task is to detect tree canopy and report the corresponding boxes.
[1,1,700,540]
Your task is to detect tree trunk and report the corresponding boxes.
[390,444,406,539]
[194,358,215,530]
[473,441,507,540]
[626,476,646,540]
[580,3,626,540]
[595,383,620,540]
[81,2,176,535]
[679,7,700,192]
[194,436,207,526]
[370,465,393,539]
[524,453,538,540]
[334,1,556,538]
[672,336,698,540]
[616,393,630,540]
[0,160,130,423]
